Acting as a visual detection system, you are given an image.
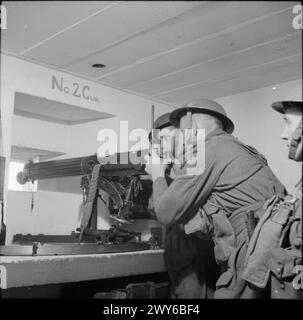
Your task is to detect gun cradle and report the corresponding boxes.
[79,171,154,243]
[14,154,155,248]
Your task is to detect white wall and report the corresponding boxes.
[12,115,70,153]
[217,79,302,194]
[6,190,82,244]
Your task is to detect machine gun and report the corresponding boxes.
[15,152,154,245]
[0,106,165,255]
[0,152,156,255]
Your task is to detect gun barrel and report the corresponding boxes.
[16,152,148,184]
[16,155,99,184]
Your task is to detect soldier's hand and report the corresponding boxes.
[144,149,167,181]
[184,209,211,238]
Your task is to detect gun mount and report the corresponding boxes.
[13,152,156,250]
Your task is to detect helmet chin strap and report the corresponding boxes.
[289,120,302,160]
[186,110,193,128]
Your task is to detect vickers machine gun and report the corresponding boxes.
[0,152,159,256]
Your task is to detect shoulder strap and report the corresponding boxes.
[79,164,102,242]
[289,120,302,160]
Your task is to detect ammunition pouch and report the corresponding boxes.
[242,194,303,299]
[165,226,196,273]
[165,224,219,296]
[201,200,262,299]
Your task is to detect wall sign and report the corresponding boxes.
[51,75,100,103]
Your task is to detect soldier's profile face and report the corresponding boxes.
[281,109,302,161]
[159,125,175,160]
[281,109,301,144]
[152,125,174,143]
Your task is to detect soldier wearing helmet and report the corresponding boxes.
[271,101,302,298]
[148,113,219,299]
[272,101,302,162]
[240,101,302,299]
[146,98,286,299]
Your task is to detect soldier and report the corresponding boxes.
[273,100,302,162]
[272,100,302,298]
[242,101,302,299]
[149,113,219,299]
[145,98,286,299]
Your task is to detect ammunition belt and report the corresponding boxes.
[87,163,102,203]
[79,164,102,239]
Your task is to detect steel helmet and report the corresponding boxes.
[272,100,302,161]
[148,112,171,141]
[271,100,302,114]
[169,98,234,134]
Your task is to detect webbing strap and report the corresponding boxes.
[229,213,248,238]
[289,120,302,160]
[79,164,102,242]
[203,198,264,246]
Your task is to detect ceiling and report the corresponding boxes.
[1,1,302,107]
[14,92,113,125]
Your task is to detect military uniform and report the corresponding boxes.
[242,101,302,299]
[150,113,219,299]
[152,127,285,299]
[165,222,219,298]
